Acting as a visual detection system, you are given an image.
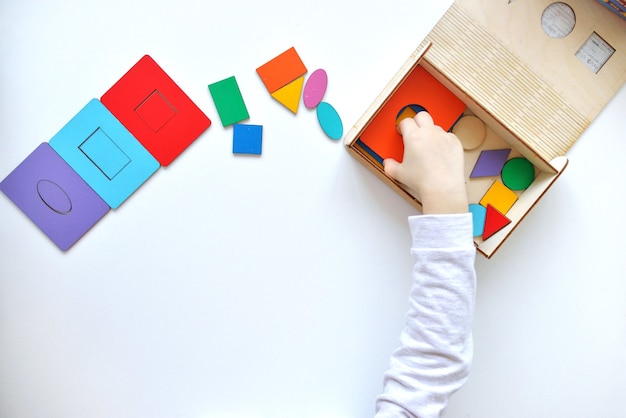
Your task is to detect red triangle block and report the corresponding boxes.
[483,204,511,240]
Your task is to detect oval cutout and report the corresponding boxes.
[316,102,343,140]
[37,179,73,214]
[303,69,328,109]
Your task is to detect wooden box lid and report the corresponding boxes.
[421,0,626,163]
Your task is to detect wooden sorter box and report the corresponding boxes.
[344,0,626,258]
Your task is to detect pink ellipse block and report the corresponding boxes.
[303,69,328,109]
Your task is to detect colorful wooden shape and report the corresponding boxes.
[208,76,250,126]
[483,204,511,240]
[256,47,307,94]
[452,115,486,150]
[233,124,263,155]
[101,55,211,166]
[469,203,487,237]
[317,102,343,140]
[270,76,304,114]
[395,104,428,126]
[303,69,327,108]
[0,143,110,251]
[470,149,511,178]
[501,157,535,190]
[49,99,160,209]
[359,65,465,162]
[479,180,518,214]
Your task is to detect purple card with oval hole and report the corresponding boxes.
[0,143,110,251]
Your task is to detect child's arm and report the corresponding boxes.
[375,112,476,418]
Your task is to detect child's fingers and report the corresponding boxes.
[397,111,434,138]
[396,116,418,136]
[383,158,403,181]
[414,111,434,128]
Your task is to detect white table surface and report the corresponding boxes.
[1,1,625,417]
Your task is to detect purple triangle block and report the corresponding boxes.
[470,149,511,178]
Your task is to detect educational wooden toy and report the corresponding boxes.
[270,76,304,114]
[480,180,518,215]
[2,55,211,250]
[317,102,343,140]
[256,47,307,94]
[303,69,328,109]
[469,203,486,237]
[470,149,511,178]
[501,158,535,190]
[0,143,110,251]
[2,46,347,251]
[256,49,343,139]
[49,99,160,209]
[233,124,263,155]
[344,0,626,258]
[483,204,511,241]
[101,55,211,166]
[452,115,486,150]
[208,76,250,126]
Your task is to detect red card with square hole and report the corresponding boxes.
[102,55,211,166]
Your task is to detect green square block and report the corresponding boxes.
[208,76,249,127]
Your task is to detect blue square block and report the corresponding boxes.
[233,124,263,155]
[49,99,160,208]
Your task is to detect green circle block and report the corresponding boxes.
[501,157,535,190]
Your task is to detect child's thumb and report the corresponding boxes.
[383,158,402,181]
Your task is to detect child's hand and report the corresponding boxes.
[384,112,468,215]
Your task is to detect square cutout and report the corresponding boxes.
[49,99,160,209]
[101,55,211,166]
[134,90,177,132]
[0,143,110,251]
[79,128,131,180]
[575,32,615,74]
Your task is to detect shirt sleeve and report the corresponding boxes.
[375,213,477,418]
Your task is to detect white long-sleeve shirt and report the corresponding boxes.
[375,213,477,418]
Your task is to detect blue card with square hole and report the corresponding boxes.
[49,99,159,208]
